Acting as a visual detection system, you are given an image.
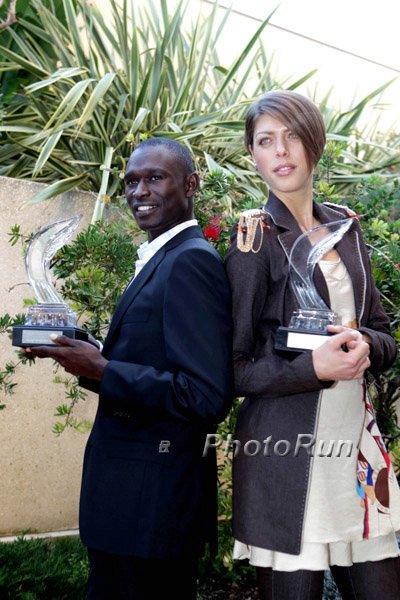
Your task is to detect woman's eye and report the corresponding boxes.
[288,132,299,140]
[259,137,271,146]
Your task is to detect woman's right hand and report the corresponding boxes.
[312,327,371,381]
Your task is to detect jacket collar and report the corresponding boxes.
[264,192,366,320]
[102,225,204,350]
[264,190,350,232]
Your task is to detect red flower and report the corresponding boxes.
[204,216,221,241]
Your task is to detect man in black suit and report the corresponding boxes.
[28,138,233,599]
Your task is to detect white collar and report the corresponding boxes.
[135,219,198,277]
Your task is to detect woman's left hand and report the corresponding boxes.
[312,326,371,381]
[326,324,371,349]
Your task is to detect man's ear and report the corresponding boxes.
[185,173,200,197]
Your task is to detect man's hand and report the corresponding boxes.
[25,335,108,381]
[312,325,371,382]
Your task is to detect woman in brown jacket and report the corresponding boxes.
[225,90,400,599]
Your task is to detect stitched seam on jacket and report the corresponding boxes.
[355,231,367,323]
[296,390,322,551]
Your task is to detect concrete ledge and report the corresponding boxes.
[0,529,80,543]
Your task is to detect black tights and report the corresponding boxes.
[256,556,400,600]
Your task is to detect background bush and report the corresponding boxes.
[0,536,88,600]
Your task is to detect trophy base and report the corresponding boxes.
[12,325,89,348]
[275,326,333,353]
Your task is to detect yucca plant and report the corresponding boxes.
[1,0,398,218]
[0,0,280,216]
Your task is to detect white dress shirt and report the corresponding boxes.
[134,219,198,278]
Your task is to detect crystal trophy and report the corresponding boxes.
[274,218,354,352]
[12,214,89,347]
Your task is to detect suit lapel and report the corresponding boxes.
[335,229,366,323]
[314,202,367,322]
[102,226,204,350]
[103,249,165,350]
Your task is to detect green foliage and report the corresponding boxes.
[0,535,341,599]
[195,169,238,258]
[0,313,33,405]
[0,0,281,203]
[51,377,91,436]
[213,399,242,571]
[339,176,400,339]
[8,223,26,246]
[54,220,139,338]
[1,0,398,211]
[0,535,88,599]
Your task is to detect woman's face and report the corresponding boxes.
[250,114,313,200]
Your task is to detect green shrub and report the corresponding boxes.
[0,536,88,599]
[0,536,342,599]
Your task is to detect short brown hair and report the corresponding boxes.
[245,90,326,170]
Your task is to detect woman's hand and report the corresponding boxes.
[312,325,371,381]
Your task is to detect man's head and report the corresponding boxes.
[125,138,199,241]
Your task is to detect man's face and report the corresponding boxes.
[125,146,197,241]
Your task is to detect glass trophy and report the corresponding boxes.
[275,218,354,352]
[12,214,89,347]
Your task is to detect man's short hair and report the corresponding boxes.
[134,138,196,177]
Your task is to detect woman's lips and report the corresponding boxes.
[273,164,296,176]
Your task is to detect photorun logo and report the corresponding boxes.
[202,434,354,458]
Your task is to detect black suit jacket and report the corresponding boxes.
[79,226,233,559]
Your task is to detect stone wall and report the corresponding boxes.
[0,176,98,537]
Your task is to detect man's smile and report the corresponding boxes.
[135,204,158,213]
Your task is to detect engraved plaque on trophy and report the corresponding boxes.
[12,215,89,347]
[275,218,354,352]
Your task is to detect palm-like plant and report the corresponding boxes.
[2,0,397,217]
[0,0,279,214]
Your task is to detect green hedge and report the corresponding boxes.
[0,536,87,600]
[0,536,341,599]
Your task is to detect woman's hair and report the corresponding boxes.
[245,90,326,170]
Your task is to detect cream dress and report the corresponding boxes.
[234,258,400,570]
